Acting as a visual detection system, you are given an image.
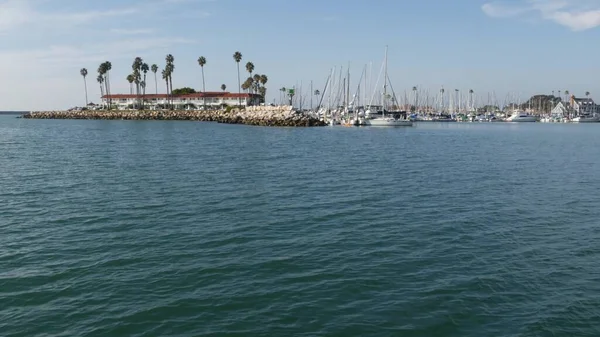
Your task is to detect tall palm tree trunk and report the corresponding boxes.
[104,79,110,110]
[201,67,206,110]
[106,72,111,109]
[169,76,173,109]
[154,73,158,95]
[237,64,241,106]
[83,77,88,106]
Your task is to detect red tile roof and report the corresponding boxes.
[102,92,260,99]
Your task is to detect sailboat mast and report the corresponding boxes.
[383,46,388,116]
[347,65,350,111]
[310,80,313,111]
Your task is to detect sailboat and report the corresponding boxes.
[365,46,412,127]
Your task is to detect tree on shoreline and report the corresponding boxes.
[126,74,134,94]
[246,62,255,93]
[141,62,149,108]
[151,64,159,95]
[162,69,169,109]
[97,75,104,100]
[280,87,286,105]
[259,74,268,103]
[132,57,143,109]
[105,62,112,109]
[165,54,175,109]
[221,84,226,92]
[233,51,242,106]
[97,62,112,109]
[198,56,207,110]
[80,68,88,106]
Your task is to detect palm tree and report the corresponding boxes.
[253,73,261,94]
[140,81,146,109]
[162,69,169,109]
[313,89,320,110]
[586,91,590,98]
[165,54,175,108]
[80,68,88,106]
[280,87,287,105]
[221,84,226,92]
[126,74,134,94]
[97,75,104,106]
[97,63,108,108]
[469,89,474,111]
[141,63,149,109]
[197,56,207,110]
[233,51,243,106]
[564,90,570,105]
[104,61,112,109]
[151,64,159,95]
[412,86,417,111]
[246,62,255,93]
[132,57,143,109]
[259,74,268,103]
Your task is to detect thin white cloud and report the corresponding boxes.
[110,28,155,35]
[482,0,600,31]
[481,2,533,18]
[0,0,138,33]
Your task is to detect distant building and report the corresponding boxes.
[551,101,570,117]
[100,92,262,110]
[571,97,597,115]
[551,96,598,117]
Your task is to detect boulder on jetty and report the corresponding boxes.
[23,106,326,127]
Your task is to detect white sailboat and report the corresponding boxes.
[365,46,412,127]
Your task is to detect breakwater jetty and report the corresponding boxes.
[23,106,326,127]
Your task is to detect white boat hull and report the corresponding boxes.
[507,117,537,122]
[367,118,413,127]
[572,116,599,123]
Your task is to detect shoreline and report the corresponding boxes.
[22,107,327,127]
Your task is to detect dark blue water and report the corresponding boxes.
[2,116,600,336]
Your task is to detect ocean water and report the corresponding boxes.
[1,116,600,336]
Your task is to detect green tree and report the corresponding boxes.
[246,62,255,93]
[165,54,175,108]
[221,84,226,92]
[197,56,207,110]
[104,61,112,109]
[233,51,242,106]
[151,64,159,95]
[171,87,196,95]
[162,69,169,109]
[80,68,88,106]
[126,74,134,95]
[97,75,104,101]
[259,74,268,103]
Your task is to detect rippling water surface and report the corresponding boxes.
[1,116,600,336]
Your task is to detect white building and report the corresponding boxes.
[571,97,597,115]
[100,92,262,110]
[551,96,598,117]
[551,101,570,117]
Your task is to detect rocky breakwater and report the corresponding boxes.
[23,106,326,127]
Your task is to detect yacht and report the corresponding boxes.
[366,115,412,127]
[505,110,537,122]
[572,114,599,123]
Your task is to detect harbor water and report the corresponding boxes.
[1,115,600,336]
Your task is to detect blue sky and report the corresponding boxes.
[1,0,599,110]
